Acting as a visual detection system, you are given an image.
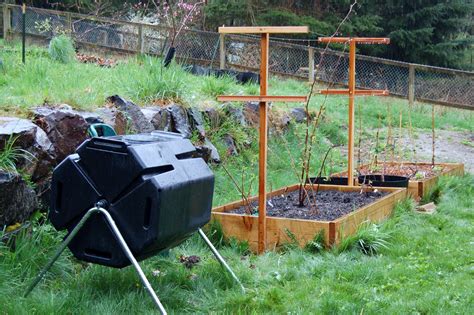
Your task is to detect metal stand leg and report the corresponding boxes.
[198,228,246,293]
[24,206,168,315]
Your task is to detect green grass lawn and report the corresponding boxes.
[1,38,473,314]
[1,175,472,314]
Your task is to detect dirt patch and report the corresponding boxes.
[230,189,388,221]
[76,53,116,67]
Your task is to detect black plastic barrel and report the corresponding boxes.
[307,177,348,185]
[49,131,214,268]
[358,175,409,188]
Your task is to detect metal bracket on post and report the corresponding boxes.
[24,207,245,313]
[24,205,168,315]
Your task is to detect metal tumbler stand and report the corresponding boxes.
[24,205,245,315]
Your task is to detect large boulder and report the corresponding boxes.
[0,117,56,181]
[32,107,89,162]
[0,172,38,227]
[107,95,154,133]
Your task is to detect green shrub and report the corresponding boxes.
[48,35,75,63]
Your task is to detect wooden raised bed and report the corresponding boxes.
[211,184,406,252]
[332,162,464,200]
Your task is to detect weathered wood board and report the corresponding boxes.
[211,184,407,252]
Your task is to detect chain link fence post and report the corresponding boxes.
[138,24,144,54]
[308,46,315,82]
[219,33,225,69]
[408,64,415,106]
[3,4,11,41]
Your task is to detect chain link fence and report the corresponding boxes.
[4,4,473,110]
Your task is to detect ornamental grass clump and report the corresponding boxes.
[48,35,76,64]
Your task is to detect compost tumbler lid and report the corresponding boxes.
[109,131,184,144]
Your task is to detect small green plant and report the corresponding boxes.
[460,139,474,148]
[338,222,391,255]
[414,172,424,180]
[422,183,442,204]
[204,219,228,248]
[0,136,33,174]
[304,230,325,254]
[48,35,76,63]
[280,228,300,252]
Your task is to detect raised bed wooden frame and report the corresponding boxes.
[211,184,406,252]
[332,162,464,199]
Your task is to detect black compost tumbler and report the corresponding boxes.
[49,131,215,268]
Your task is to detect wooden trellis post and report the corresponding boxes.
[217,26,309,254]
[318,37,390,186]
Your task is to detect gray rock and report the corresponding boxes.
[0,172,38,227]
[195,139,220,164]
[222,103,247,127]
[32,107,89,162]
[0,117,56,181]
[223,134,238,156]
[188,107,206,139]
[107,95,154,133]
[167,104,192,138]
[291,107,307,123]
[77,111,103,125]
[203,107,222,129]
[194,144,212,163]
[95,108,127,135]
[141,107,161,123]
[243,101,260,125]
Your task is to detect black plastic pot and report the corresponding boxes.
[307,177,348,185]
[163,46,176,67]
[358,175,409,188]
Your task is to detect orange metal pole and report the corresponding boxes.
[348,40,356,186]
[258,33,269,254]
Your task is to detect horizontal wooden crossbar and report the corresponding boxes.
[318,37,390,44]
[217,95,308,102]
[218,26,309,34]
[319,89,389,96]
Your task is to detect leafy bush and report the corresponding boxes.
[48,35,76,63]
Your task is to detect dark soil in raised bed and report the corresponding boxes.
[229,189,388,221]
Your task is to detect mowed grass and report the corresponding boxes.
[0,175,472,314]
